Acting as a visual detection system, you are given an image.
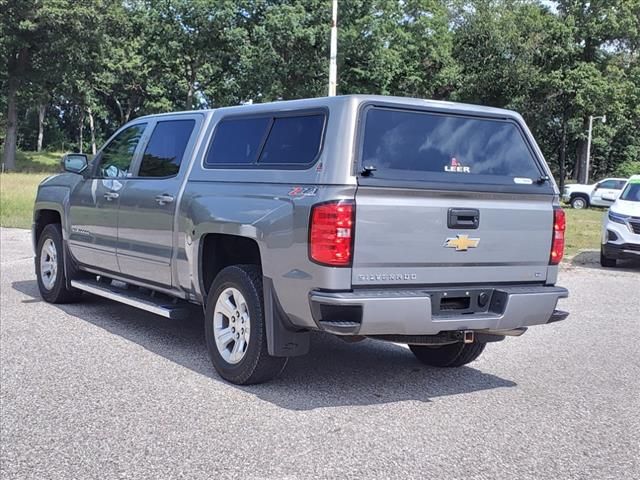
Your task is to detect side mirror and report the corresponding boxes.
[62,153,88,174]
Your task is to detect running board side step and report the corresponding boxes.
[70,279,192,320]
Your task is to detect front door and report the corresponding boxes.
[116,116,201,287]
[67,123,147,273]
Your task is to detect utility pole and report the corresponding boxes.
[328,0,338,97]
[585,114,606,184]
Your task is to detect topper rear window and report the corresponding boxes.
[360,107,543,186]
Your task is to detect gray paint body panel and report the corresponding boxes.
[33,95,567,338]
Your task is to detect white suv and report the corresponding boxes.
[600,176,640,267]
[563,178,627,209]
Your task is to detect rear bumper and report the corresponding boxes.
[309,285,569,336]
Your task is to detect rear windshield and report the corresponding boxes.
[361,107,543,186]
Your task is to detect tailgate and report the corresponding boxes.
[352,187,553,286]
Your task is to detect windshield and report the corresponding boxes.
[619,181,640,202]
[360,107,544,186]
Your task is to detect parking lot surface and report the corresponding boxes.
[1,227,639,479]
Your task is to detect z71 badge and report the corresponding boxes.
[288,186,318,197]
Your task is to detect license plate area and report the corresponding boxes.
[430,288,495,317]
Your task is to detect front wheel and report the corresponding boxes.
[409,342,486,367]
[36,224,82,303]
[204,265,287,385]
[600,247,617,268]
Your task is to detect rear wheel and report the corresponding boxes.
[570,195,589,209]
[409,342,486,367]
[600,247,617,268]
[204,265,287,385]
[36,224,82,303]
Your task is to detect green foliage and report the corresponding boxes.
[614,160,640,177]
[1,0,639,179]
[0,150,63,173]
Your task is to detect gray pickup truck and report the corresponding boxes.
[33,95,569,384]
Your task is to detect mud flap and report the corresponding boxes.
[263,277,310,357]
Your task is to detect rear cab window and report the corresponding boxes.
[204,111,326,168]
[359,106,549,191]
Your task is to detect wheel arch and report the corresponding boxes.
[33,208,63,247]
[569,192,590,207]
[198,233,263,297]
[198,233,309,357]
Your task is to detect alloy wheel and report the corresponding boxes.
[39,238,58,290]
[213,287,251,364]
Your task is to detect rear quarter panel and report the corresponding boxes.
[177,183,355,328]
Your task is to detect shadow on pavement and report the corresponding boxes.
[12,279,516,410]
[569,250,640,272]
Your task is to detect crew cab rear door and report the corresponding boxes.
[591,179,625,206]
[116,114,203,287]
[352,105,557,287]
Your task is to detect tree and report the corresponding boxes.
[239,0,329,101]
[556,0,640,182]
[1,0,105,169]
[145,0,250,109]
[339,0,456,98]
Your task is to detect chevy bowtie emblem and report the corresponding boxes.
[444,234,480,251]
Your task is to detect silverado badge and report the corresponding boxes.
[444,234,480,251]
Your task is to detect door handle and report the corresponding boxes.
[103,192,119,201]
[155,194,175,205]
[448,208,480,229]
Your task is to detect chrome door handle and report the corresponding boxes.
[155,194,175,205]
[103,192,119,201]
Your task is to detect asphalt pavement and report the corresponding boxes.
[1,227,639,480]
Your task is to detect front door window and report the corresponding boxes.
[97,124,147,178]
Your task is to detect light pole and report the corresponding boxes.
[585,114,606,184]
[328,0,338,96]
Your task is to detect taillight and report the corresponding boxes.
[550,207,566,265]
[309,200,355,266]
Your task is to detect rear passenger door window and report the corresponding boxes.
[139,119,196,177]
[204,111,325,168]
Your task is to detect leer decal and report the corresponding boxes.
[444,157,470,173]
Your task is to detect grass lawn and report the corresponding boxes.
[1,151,63,229]
[563,207,605,257]
[0,151,606,259]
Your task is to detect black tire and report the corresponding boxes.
[600,247,617,268]
[204,265,287,385]
[570,195,589,209]
[35,224,83,304]
[409,342,487,368]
